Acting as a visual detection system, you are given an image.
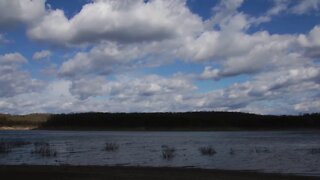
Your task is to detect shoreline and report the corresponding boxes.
[0,126,36,130]
[0,165,317,180]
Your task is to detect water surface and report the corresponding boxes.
[0,130,319,176]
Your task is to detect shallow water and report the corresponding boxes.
[0,130,320,176]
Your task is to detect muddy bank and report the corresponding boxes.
[0,165,316,180]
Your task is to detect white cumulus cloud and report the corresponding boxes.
[27,0,203,46]
[32,50,52,60]
[0,0,45,28]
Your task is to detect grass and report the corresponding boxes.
[0,140,31,154]
[254,147,271,153]
[0,142,11,154]
[31,142,57,157]
[229,148,235,155]
[199,146,216,156]
[161,145,176,160]
[309,148,320,154]
[104,143,119,152]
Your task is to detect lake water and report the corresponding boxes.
[1,130,320,176]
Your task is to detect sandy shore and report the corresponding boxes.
[0,126,36,130]
[0,165,317,180]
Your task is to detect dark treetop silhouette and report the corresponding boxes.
[1,112,319,130]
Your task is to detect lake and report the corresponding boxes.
[0,130,320,176]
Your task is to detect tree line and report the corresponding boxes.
[40,112,320,130]
[1,112,319,130]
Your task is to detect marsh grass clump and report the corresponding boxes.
[104,143,119,152]
[309,148,320,154]
[0,142,11,154]
[199,146,216,156]
[229,148,235,155]
[0,140,31,154]
[31,142,57,157]
[161,145,176,160]
[254,147,271,154]
[9,141,31,147]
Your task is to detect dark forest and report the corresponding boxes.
[1,112,319,130]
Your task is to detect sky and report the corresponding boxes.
[0,0,320,115]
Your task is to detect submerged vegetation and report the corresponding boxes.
[0,112,320,130]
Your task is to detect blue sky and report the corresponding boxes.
[0,0,320,115]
